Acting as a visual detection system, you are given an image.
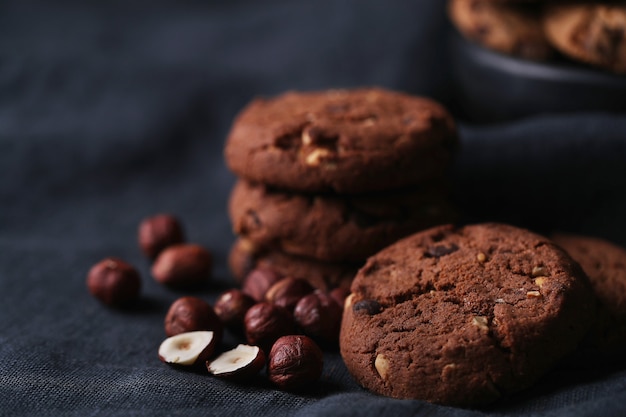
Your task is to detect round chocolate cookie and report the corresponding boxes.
[224,88,457,194]
[553,233,626,351]
[543,4,626,73]
[448,0,552,60]
[228,180,457,262]
[340,223,594,406]
[228,238,358,291]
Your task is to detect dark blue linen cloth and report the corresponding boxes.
[2,1,626,416]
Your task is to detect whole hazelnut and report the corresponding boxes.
[329,287,350,309]
[244,302,296,353]
[164,296,223,342]
[265,277,314,313]
[293,291,342,345]
[152,244,212,289]
[86,257,141,306]
[214,289,256,331]
[138,213,185,259]
[268,335,323,391]
[242,267,282,302]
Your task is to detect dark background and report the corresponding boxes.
[2,1,626,416]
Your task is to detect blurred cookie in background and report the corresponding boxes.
[448,0,552,60]
[543,4,626,74]
[552,233,626,353]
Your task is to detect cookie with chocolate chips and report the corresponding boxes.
[228,180,457,262]
[543,4,626,73]
[448,0,552,60]
[224,88,457,194]
[340,223,594,406]
[553,233,626,352]
[228,238,357,291]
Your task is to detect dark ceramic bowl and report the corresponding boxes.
[448,30,626,124]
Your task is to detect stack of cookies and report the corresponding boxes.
[223,87,458,292]
[448,0,626,74]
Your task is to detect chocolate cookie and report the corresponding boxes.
[224,88,457,194]
[340,223,594,406]
[228,180,457,262]
[228,238,358,291]
[553,233,626,351]
[448,0,552,60]
[543,4,626,73]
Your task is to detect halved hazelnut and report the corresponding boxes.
[158,330,217,367]
[206,344,265,380]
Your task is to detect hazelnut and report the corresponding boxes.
[329,287,350,308]
[244,302,296,353]
[158,330,218,368]
[265,277,314,312]
[164,296,223,342]
[86,257,141,306]
[293,291,342,345]
[267,335,323,391]
[214,289,255,331]
[242,267,282,302]
[152,244,212,289]
[138,213,185,259]
[207,344,266,380]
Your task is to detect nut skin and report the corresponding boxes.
[244,302,296,353]
[265,277,314,313]
[164,296,224,342]
[293,291,342,345]
[267,335,323,391]
[138,213,185,259]
[86,257,141,306]
[214,289,256,332]
[151,244,212,289]
[242,267,283,302]
[328,287,350,308]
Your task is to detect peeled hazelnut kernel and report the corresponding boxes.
[86,258,141,307]
[207,344,265,380]
[532,266,548,277]
[526,290,542,298]
[158,331,217,367]
[268,335,323,391]
[138,213,185,259]
[476,252,487,263]
[242,267,283,302]
[214,289,256,331]
[329,287,350,308]
[374,354,390,381]
[151,244,212,289]
[293,291,342,344]
[265,277,314,312]
[164,296,224,342]
[244,302,296,353]
[534,277,547,288]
